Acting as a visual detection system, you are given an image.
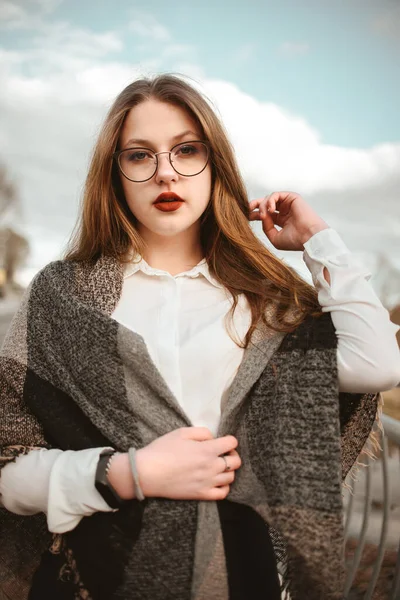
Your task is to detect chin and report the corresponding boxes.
[157,224,197,237]
[142,221,197,237]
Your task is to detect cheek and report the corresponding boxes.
[198,168,212,205]
[121,179,141,213]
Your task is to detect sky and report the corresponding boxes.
[1,0,400,302]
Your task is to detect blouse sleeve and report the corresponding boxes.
[0,446,117,533]
[303,228,400,393]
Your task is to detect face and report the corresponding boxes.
[117,99,212,240]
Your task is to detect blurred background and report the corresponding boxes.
[0,0,400,291]
[0,0,399,597]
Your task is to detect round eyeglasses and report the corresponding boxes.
[113,140,210,183]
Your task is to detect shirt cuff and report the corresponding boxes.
[302,228,372,289]
[47,446,117,533]
[303,228,350,263]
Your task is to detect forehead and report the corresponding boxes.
[120,99,201,147]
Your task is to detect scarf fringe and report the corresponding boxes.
[0,444,44,472]
[342,392,384,495]
[278,561,292,599]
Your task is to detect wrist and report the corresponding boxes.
[107,452,136,500]
[299,222,329,246]
[135,448,153,498]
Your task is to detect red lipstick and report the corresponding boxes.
[153,192,185,212]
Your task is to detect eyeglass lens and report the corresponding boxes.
[118,141,208,182]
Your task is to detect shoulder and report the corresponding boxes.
[30,259,79,292]
[35,259,74,277]
[31,256,123,315]
[32,256,121,286]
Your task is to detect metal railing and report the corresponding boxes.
[343,413,400,599]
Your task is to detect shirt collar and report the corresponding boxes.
[123,255,224,289]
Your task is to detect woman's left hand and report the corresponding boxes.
[249,191,329,251]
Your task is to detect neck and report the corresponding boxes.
[137,224,204,276]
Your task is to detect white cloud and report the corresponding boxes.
[26,22,123,67]
[201,79,400,195]
[1,19,399,289]
[0,0,62,30]
[278,41,310,57]
[372,5,400,40]
[128,14,171,42]
[33,0,63,14]
[0,1,26,21]
[0,21,128,106]
[189,79,400,278]
[35,24,123,56]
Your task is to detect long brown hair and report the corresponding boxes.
[66,73,321,347]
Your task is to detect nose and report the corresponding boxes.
[154,152,178,185]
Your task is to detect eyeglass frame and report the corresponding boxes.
[112,140,211,183]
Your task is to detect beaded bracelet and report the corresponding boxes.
[128,447,145,501]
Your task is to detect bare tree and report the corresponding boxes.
[0,164,29,298]
[0,164,18,217]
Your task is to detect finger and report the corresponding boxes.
[265,210,279,225]
[272,211,289,227]
[250,195,279,219]
[182,427,214,441]
[248,199,261,211]
[207,485,230,501]
[207,435,238,455]
[258,203,269,219]
[260,207,276,234]
[262,211,280,246]
[268,192,293,214]
[263,192,290,218]
[266,191,296,214]
[249,196,285,223]
[249,197,270,209]
[226,449,240,458]
[249,211,262,221]
[214,471,235,486]
[266,192,279,214]
[214,451,241,473]
[257,194,274,218]
[248,199,263,220]
[225,449,242,468]
[272,192,299,212]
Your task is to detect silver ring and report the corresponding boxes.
[221,455,231,472]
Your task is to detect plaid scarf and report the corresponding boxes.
[0,256,381,600]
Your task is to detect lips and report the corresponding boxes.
[153,192,185,204]
[153,192,185,213]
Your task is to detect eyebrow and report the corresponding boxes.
[123,130,200,149]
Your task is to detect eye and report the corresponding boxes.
[176,144,198,156]
[125,150,152,162]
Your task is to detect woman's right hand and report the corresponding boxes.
[135,427,241,501]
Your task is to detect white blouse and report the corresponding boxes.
[112,246,251,437]
[1,228,399,534]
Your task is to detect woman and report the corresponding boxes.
[0,74,399,600]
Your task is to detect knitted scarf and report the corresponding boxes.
[0,256,381,600]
